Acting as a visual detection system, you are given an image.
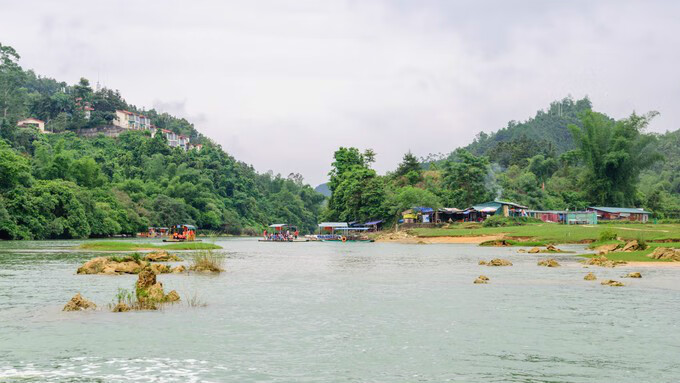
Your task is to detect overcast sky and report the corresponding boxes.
[1,0,679,185]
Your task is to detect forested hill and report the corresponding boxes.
[0,42,324,239]
[462,97,592,160]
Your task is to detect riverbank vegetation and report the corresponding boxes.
[322,97,680,225]
[78,241,222,251]
[0,42,324,240]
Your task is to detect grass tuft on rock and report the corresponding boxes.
[189,251,225,273]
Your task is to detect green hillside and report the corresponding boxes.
[0,42,324,239]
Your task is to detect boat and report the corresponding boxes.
[316,223,374,242]
[260,224,307,242]
[162,224,200,242]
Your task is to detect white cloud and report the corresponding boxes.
[1,0,679,185]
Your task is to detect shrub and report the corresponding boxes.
[599,229,618,241]
[481,215,541,227]
[636,235,648,250]
[189,250,225,273]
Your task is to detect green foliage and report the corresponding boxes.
[0,42,325,239]
[325,147,386,222]
[442,149,493,207]
[569,111,662,206]
[383,186,441,221]
[598,229,618,241]
[481,215,541,227]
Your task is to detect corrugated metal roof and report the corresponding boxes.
[588,207,652,214]
[318,222,348,228]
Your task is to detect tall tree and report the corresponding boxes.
[569,111,662,206]
[442,149,493,207]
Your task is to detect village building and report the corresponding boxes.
[472,200,529,218]
[113,110,154,131]
[587,207,651,223]
[17,118,46,133]
[528,210,598,224]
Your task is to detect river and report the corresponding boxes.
[0,238,679,382]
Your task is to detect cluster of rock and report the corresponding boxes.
[63,293,97,311]
[647,247,680,261]
[537,258,560,267]
[482,240,511,247]
[519,245,564,254]
[601,279,624,287]
[595,240,644,255]
[473,275,489,284]
[582,255,627,268]
[144,251,183,262]
[479,258,513,266]
[77,256,185,275]
[114,267,181,312]
[584,272,597,281]
[625,272,642,278]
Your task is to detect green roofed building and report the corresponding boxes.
[471,200,529,217]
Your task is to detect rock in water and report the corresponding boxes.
[626,272,642,278]
[172,265,186,273]
[474,275,489,284]
[165,290,180,302]
[546,245,560,252]
[518,249,527,253]
[77,256,145,275]
[478,260,487,266]
[584,272,597,281]
[582,255,626,268]
[147,282,165,302]
[486,258,513,266]
[149,263,171,275]
[77,257,109,274]
[528,247,540,254]
[595,243,620,254]
[601,279,624,287]
[144,251,183,262]
[136,268,156,290]
[63,293,96,311]
[112,302,131,312]
[537,258,560,267]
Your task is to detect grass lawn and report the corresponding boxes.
[79,241,222,251]
[411,223,680,245]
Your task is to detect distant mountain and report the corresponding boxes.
[464,96,593,157]
[315,183,331,197]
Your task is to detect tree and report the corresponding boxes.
[383,186,441,221]
[569,111,662,206]
[394,151,421,179]
[0,139,31,192]
[442,149,493,207]
[0,43,26,122]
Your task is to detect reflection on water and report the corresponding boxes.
[1,238,679,382]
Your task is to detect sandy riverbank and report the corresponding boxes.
[375,233,506,244]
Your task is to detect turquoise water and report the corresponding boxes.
[1,238,679,382]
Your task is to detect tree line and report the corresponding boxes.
[323,101,680,224]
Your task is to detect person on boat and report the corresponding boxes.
[263,229,268,240]
[294,229,299,239]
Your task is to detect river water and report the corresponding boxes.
[0,238,679,382]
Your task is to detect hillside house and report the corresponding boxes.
[17,118,46,133]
